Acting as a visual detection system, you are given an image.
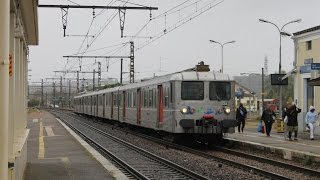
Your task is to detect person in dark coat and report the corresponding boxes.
[236,103,247,133]
[286,103,301,141]
[261,105,276,136]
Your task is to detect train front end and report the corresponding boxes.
[173,72,237,143]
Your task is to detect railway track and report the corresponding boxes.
[50,110,209,180]
[129,127,320,180]
[53,110,320,179]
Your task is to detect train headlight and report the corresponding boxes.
[224,107,231,114]
[181,107,188,114]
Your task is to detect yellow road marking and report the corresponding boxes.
[38,121,45,159]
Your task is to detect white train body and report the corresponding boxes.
[73,71,237,136]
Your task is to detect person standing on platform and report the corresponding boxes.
[282,107,288,140]
[286,103,301,141]
[305,106,319,140]
[236,103,247,133]
[261,105,276,137]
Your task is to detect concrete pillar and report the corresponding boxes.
[14,37,20,140]
[23,49,27,129]
[8,12,15,163]
[19,41,23,135]
[0,0,10,179]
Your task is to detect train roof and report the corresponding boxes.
[75,71,233,98]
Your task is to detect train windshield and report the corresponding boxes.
[209,82,231,101]
[181,81,204,100]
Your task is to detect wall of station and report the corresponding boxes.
[0,0,38,180]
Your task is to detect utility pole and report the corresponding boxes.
[41,79,44,107]
[130,41,135,83]
[68,80,71,108]
[77,71,79,92]
[60,76,63,108]
[120,59,123,85]
[45,92,48,107]
[93,69,96,91]
[53,82,56,108]
[98,62,101,88]
[262,68,265,112]
[38,4,158,37]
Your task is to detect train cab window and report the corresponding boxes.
[181,81,204,100]
[209,82,231,101]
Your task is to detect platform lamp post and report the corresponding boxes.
[209,40,235,73]
[259,18,301,116]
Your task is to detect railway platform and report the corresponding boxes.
[225,120,320,162]
[24,109,127,180]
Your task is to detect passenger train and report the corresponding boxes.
[73,62,237,144]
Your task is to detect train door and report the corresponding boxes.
[137,88,141,125]
[157,85,164,127]
[111,93,114,119]
[123,91,126,121]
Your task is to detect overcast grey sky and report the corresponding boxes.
[29,0,320,83]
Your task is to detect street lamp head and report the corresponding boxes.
[259,18,269,23]
[209,40,217,43]
[229,40,236,43]
[293,19,302,23]
[280,31,291,37]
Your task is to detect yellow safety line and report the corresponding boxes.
[38,121,45,159]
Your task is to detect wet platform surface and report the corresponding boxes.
[24,109,118,180]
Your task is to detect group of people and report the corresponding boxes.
[236,103,319,140]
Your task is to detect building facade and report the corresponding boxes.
[0,0,38,179]
[292,25,320,135]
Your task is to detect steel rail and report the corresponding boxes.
[122,130,292,180]
[62,110,290,179]
[53,110,208,180]
[56,114,149,180]
[214,146,320,177]
[58,110,316,180]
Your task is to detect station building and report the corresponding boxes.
[292,25,320,135]
[0,0,38,179]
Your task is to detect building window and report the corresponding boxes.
[306,41,312,50]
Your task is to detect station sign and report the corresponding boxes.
[311,63,320,70]
[270,74,288,85]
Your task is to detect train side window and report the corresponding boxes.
[130,92,133,107]
[170,82,174,103]
[149,90,153,107]
[119,94,122,106]
[153,89,156,108]
[114,94,117,106]
[165,87,169,108]
[126,92,128,107]
[133,92,136,107]
[144,90,148,107]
